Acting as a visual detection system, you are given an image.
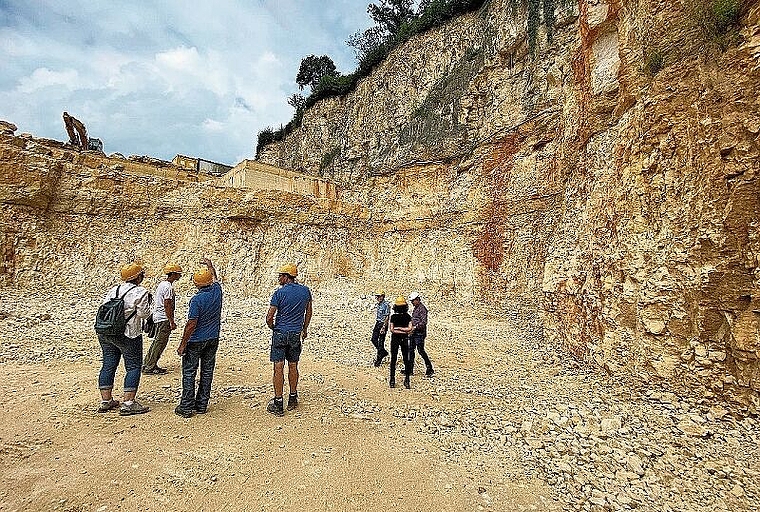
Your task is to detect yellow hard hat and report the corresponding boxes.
[193,267,214,287]
[374,289,385,296]
[163,262,183,274]
[120,263,144,282]
[394,295,407,306]
[278,263,298,277]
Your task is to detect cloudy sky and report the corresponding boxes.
[0,1,376,165]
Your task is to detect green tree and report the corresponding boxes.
[287,93,306,112]
[368,0,415,36]
[296,55,339,92]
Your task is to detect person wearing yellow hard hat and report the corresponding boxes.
[388,295,413,389]
[265,262,312,416]
[175,257,223,418]
[370,289,390,367]
[142,262,183,376]
[94,262,153,416]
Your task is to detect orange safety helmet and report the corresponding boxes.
[278,263,298,277]
[120,263,144,282]
[193,267,214,287]
[163,262,183,275]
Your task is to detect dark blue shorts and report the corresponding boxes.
[270,330,302,362]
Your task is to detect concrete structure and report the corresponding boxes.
[218,159,337,199]
[172,154,232,177]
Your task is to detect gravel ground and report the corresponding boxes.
[1,284,758,511]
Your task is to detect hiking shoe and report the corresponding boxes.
[267,398,284,417]
[175,406,193,418]
[286,394,298,411]
[373,357,382,367]
[119,400,150,416]
[194,407,207,414]
[389,379,396,389]
[142,367,167,375]
[403,376,411,389]
[425,368,435,377]
[97,399,120,413]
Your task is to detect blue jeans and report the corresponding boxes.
[409,330,433,374]
[179,338,219,411]
[98,333,143,392]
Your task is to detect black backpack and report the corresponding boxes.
[94,284,137,336]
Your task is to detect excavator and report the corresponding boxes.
[63,112,103,152]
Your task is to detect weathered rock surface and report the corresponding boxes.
[2,0,760,416]
[255,0,760,411]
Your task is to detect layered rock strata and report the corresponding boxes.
[2,0,760,410]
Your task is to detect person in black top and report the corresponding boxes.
[389,295,413,389]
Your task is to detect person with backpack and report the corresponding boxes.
[142,262,182,375]
[95,262,153,416]
[175,258,223,418]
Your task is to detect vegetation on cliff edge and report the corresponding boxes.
[256,0,570,157]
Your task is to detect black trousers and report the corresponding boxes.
[371,321,388,359]
[390,334,410,380]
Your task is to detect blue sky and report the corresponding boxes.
[0,1,375,165]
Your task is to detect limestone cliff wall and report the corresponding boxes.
[255,0,760,409]
[0,134,370,294]
[2,0,760,410]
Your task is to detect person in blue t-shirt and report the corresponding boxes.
[175,258,222,418]
[265,263,312,416]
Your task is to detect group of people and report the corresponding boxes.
[95,259,312,419]
[370,290,434,389]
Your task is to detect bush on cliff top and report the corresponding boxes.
[256,0,573,157]
[256,0,490,157]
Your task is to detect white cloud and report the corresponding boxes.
[202,118,225,132]
[0,0,377,164]
[17,67,81,93]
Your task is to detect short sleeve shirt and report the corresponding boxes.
[375,301,390,323]
[152,280,175,322]
[270,282,312,333]
[187,282,222,343]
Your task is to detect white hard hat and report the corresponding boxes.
[408,292,420,301]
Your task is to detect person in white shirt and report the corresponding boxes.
[96,262,153,416]
[143,262,182,375]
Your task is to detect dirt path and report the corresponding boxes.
[2,360,553,512]
[0,291,556,512]
[1,288,758,511]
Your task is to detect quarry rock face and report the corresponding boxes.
[3,0,760,410]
